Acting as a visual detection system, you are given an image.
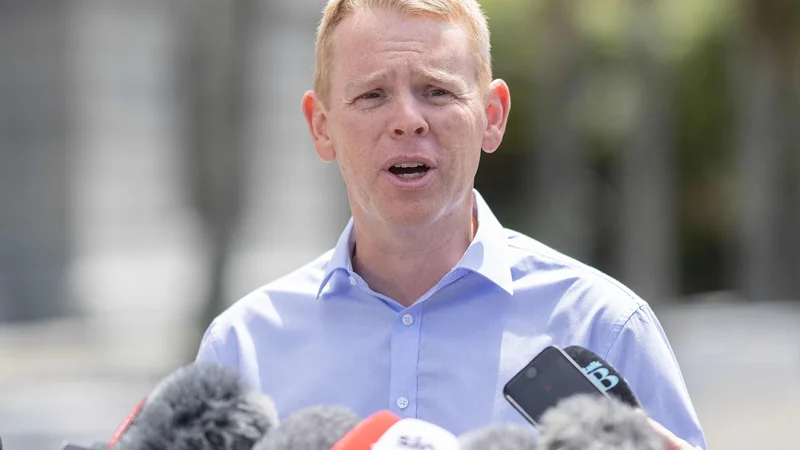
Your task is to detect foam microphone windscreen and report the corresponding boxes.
[563,346,640,408]
[458,424,539,450]
[537,394,664,450]
[114,362,278,450]
[331,410,401,450]
[253,405,361,450]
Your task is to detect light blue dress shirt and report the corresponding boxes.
[196,190,706,448]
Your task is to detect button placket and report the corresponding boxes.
[388,308,422,417]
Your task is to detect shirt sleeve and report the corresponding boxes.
[195,320,236,368]
[604,305,707,450]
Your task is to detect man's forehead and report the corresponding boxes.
[330,8,469,58]
[340,7,459,37]
[329,9,474,83]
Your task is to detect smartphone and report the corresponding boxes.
[503,345,609,427]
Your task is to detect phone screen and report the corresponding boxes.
[503,345,608,426]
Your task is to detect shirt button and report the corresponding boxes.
[402,314,414,326]
[396,397,409,410]
[349,276,357,286]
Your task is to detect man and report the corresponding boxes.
[196,0,706,448]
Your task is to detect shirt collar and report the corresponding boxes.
[316,189,513,299]
[316,217,356,299]
[456,190,514,295]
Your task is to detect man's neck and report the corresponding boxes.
[351,196,477,308]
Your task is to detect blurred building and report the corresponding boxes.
[0,1,73,322]
[0,0,347,326]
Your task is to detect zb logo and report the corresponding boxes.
[582,360,619,392]
[397,436,436,450]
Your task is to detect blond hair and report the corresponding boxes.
[314,0,493,105]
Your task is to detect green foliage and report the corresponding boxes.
[475,0,800,295]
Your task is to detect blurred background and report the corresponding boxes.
[0,0,798,448]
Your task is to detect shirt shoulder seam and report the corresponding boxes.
[602,304,648,359]
[506,234,643,304]
[202,318,227,359]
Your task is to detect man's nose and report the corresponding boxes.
[389,94,429,138]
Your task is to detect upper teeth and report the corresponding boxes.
[393,163,425,168]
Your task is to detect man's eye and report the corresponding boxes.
[360,92,381,100]
[429,89,450,97]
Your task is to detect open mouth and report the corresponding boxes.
[388,162,431,179]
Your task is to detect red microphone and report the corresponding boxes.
[106,397,146,450]
[331,410,402,450]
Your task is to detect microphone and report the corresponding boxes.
[61,444,106,450]
[253,405,361,450]
[371,418,460,450]
[331,410,401,450]
[537,394,664,450]
[458,424,538,450]
[107,397,147,449]
[62,407,136,450]
[113,362,278,450]
[563,346,641,408]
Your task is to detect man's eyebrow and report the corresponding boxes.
[342,68,470,99]
[343,71,392,97]
[413,68,466,88]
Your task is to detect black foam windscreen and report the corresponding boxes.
[563,346,640,408]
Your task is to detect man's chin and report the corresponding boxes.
[377,204,441,230]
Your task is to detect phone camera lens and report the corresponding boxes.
[525,366,538,379]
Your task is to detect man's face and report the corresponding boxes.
[306,8,508,229]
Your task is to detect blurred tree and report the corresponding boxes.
[617,0,678,304]
[173,0,257,353]
[527,0,594,263]
[481,0,800,302]
[475,0,539,231]
[673,31,735,295]
[734,0,800,301]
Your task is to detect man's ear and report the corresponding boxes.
[481,79,511,154]
[302,91,336,162]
